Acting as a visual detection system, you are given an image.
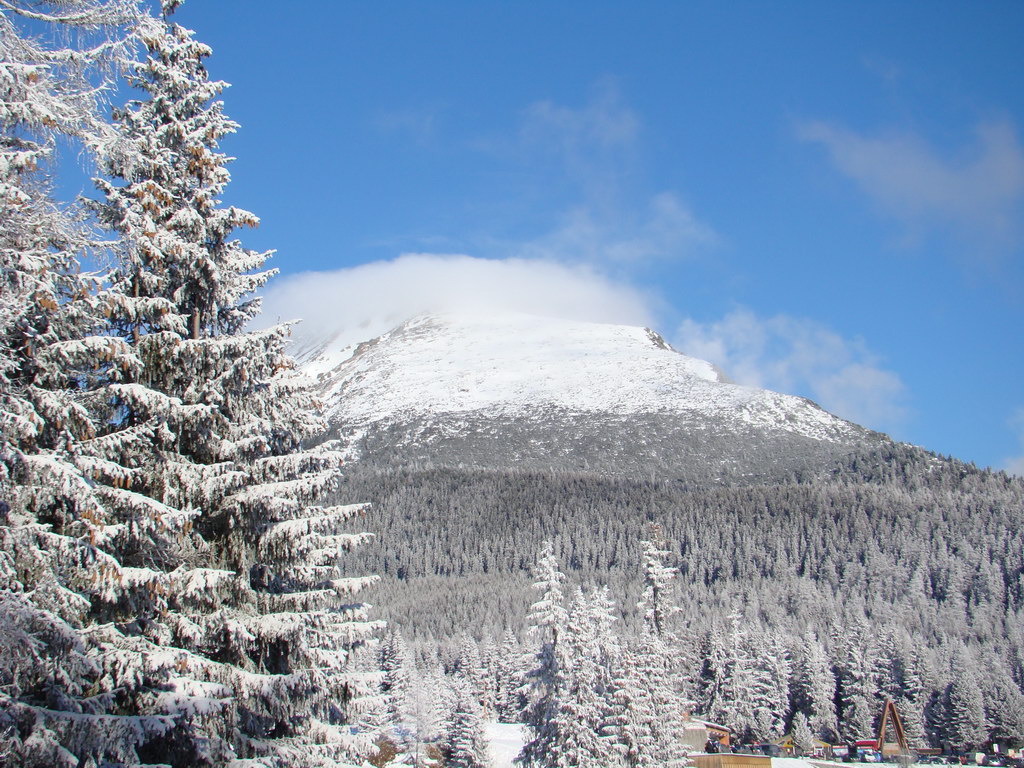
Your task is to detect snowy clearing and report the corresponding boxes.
[486,722,526,768]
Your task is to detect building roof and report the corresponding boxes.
[691,720,733,733]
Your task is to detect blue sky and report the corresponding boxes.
[162,1,1023,472]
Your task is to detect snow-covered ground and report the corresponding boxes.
[774,758,821,768]
[485,722,526,768]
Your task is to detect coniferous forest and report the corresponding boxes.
[330,449,1024,759]
[2,2,1023,767]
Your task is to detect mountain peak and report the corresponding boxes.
[305,311,876,480]
[314,310,727,415]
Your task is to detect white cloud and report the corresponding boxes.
[1003,408,1024,476]
[257,253,657,351]
[675,309,907,432]
[262,260,909,435]
[798,119,1024,251]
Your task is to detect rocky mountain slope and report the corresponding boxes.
[303,311,881,482]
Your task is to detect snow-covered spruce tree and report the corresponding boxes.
[746,629,789,741]
[900,647,930,747]
[380,629,416,743]
[874,632,928,747]
[377,628,443,762]
[637,528,675,638]
[0,3,207,765]
[791,633,839,743]
[478,634,500,719]
[540,587,623,768]
[611,533,689,768]
[408,664,446,767]
[518,541,569,768]
[494,629,526,723]
[714,610,758,743]
[835,623,878,742]
[694,626,727,723]
[441,677,493,768]
[983,673,1024,751]
[518,582,625,768]
[79,2,382,764]
[536,589,622,768]
[943,647,988,751]
[0,0,135,559]
[791,712,815,755]
[455,633,492,717]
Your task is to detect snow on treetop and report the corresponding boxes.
[308,311,857,442]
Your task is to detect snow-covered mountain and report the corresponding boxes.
[303,312,879,480]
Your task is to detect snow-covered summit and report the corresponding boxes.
[319,312,720,412]
[302,311,872,480]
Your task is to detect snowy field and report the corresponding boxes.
[486,722,526,768]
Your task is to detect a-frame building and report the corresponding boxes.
[876,698,911,759]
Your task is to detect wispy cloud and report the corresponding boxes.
[519,78,639,197]
[861,54,904,87]
[1003,408,1024,476]
[798,119,1024,253]
[515,192,716,264]
[675,309,907,433]
[374,106,441,146]
[258,253,657,351]
[487,80,716,265]
[522,79,639,150]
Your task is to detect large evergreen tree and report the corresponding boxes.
[380,629,416,743]
[495,629,526,723]
[694,625,728,723]
[984,675,1024,750]
[52,1,381,763]
[637,528,675,638]
[747,629,789,741]
[549,587,623,768]
[715,610,760,742]
[835,623,878,742]
[0,2,187,764]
